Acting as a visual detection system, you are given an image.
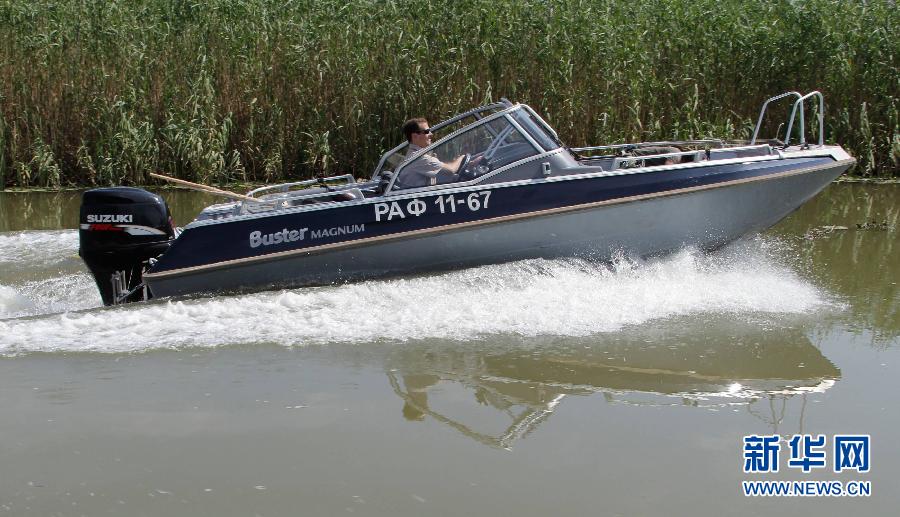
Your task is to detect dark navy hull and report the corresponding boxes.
[143,155,852,299]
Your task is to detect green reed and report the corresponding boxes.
[0,0,896,188]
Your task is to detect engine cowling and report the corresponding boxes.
[79,187,175,305]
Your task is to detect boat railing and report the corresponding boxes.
[235,174,360,215]
[751,91,824,148]
[608,144,774,171]
[238,186,366,215]
[610,150,706,171]
[784,91,824,147]
[571,139,726,157]
[245,174,357,199]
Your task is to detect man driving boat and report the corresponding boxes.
[399,118,465,187]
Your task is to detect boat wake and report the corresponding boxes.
[1,230,839,355]
[0,229,82,269]
[0,231,100,320]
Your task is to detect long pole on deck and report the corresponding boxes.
[148,173,259,203]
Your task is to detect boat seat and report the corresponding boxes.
[377,171,396,193]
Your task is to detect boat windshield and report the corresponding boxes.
[392,112,539,190]
[371,101,512,179]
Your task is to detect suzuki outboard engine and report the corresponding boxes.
[79,187,175,305]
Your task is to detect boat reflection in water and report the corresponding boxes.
[386,323,839,449]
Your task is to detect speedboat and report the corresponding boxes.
[79,91,854,305]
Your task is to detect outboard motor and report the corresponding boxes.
[79,187,175,305]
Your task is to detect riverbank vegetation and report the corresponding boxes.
[0,0,896,188]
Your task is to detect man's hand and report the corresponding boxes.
[444,155,465,173]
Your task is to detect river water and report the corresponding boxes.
[0,184,897,516]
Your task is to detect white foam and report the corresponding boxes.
[0,230,80,267]
[0,274,101,320]
[0,285,35,318]
[0,240,838,355]
[0,230,100,320]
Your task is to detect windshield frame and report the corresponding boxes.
[511,107,564,152]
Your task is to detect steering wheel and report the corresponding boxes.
[455,153,474,182]
[455,153,472,175]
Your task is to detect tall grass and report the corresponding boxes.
[0,0,896,187]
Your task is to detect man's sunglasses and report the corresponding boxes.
[414,128,433,135]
